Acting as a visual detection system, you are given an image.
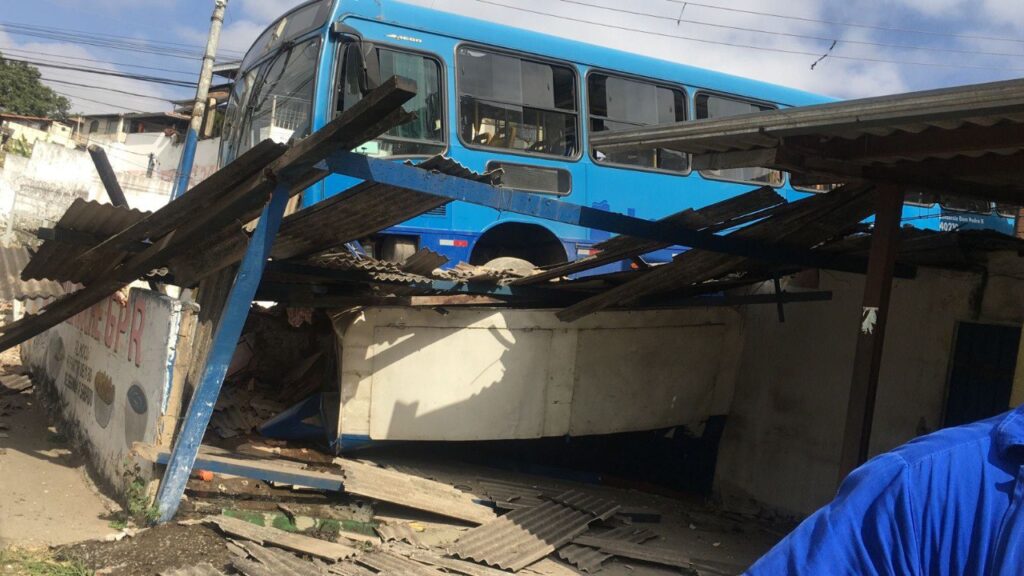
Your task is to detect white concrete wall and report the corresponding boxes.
[333,307,743,445]
[0,137,220,234]
[715,254,1024,517]
[21,289,185,490]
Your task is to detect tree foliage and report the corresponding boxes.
[0,51,71,120]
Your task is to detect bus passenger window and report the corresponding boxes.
[341,46,445,157]
[588,73,687,173]
[457,47,578,157]
[246,38,321,148]
[695,93,783,186]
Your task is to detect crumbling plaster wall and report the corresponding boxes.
[716,252,1024,517]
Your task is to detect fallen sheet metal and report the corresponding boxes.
[400,248,449,276]
[0,245,65,301]
[231,541,332,576]
[20,199,149,285]
[558,526,657,573]
[450,496,620,572]
[326,562,377,576]
[356,550,446,576]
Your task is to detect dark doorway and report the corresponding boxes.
[943,322,1021,428]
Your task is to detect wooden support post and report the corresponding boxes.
[87,145,128,207]
[838,185,904,482]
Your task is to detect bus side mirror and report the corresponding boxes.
[359,41,381,96]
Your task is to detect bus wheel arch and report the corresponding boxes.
[469,222,569,268]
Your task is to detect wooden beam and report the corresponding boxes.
[87,145,128,208]
[838,185,905,482]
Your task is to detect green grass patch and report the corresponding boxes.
[0,548,92,576]
[270,514,297,533]
[221,509,265,526]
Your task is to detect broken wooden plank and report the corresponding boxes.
[335,457,496,525]
[159,563,229,576]
[231,541,332,576]
[558,183,874,321]
[406,551,511,576]
[570,535,696,570]
[136,444,343,491]
[206,515,358,562]
[513,186,784,286]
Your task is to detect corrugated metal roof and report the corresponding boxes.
[232,541,331,576]
[401,248,448,277]
[589,78,1024,202]
[271,156,497,262]
[450,495,620,572]
[0,245,65,300]
[20,199,149,284]
[558,526,657,573]
[356,551,445,576]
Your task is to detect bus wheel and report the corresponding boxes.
[482,256,536,275]
[470,223,567,268]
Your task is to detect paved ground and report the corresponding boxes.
[0,367,116,547]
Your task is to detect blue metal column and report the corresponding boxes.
[155,183,290,522]
[171,129,199,200]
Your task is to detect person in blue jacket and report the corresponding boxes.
[745,405,1024,575]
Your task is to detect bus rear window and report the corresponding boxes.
[341,46,445,157]
[457,47,579,158]
[589,73,687,173]
[695,93,783,186]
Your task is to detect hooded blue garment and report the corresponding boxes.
[745,406,1024,575]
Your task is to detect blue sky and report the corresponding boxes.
[1,0,1020,115]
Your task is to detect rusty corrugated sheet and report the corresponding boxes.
[20,199,149,284]
[0,245,65,300]
[450,496,620,572]
[401,248,448,276]
[558,526,657,573]
[270,156,498,262]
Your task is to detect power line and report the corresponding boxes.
[663,0,1024,46]
[41,77,177,104]
[0,45,198,77]
[473,0,1024,72]
[0,20,245,58]
[560,0,1024,59]
[4,57,198,88]
[51,89,143,112]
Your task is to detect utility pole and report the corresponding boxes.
[172,0,228,199]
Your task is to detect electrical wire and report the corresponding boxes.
[41,77,178,104]
[473,0,1024,72]
[4,57,197,88]
[50,89,143,112]
[0,45,199,77]
[662,0,1024,46]
[559,0,1024,59]
[0,22,204,61]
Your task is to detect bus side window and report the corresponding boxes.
[340,44,445,158]
[457,46,578,158]
[695,93,783,186]
[588,73,687,173]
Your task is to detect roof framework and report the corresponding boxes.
[590,78,1024,204]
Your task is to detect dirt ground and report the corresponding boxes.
[57,524,233,576]
[0,352,116,548]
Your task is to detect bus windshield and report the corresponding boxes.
[340,45,445,157]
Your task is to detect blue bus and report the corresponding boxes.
[219,0,1017,269]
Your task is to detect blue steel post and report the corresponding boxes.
[172,129,199,200]
[154,183,289,522]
